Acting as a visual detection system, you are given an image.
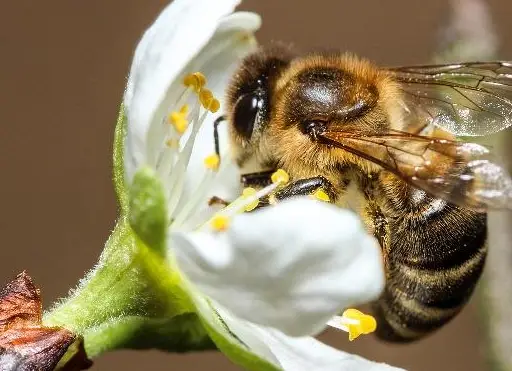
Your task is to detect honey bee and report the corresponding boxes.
[214,44,512,342]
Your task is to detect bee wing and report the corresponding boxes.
[318,130,512,211]
[387,62,512,136]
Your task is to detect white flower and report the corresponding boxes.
[123,0,403,370]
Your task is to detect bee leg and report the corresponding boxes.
[207,116,230,208]
[274,176,335,201]
[241,170,275,188]
[208,196,230,207]
[241,173,334,209]
[213,115,226,157]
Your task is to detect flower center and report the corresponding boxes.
[157,73,378,339]
[155,72,293,231]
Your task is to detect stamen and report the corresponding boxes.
[179,104,189,115]
[157,139,179,181]
[174,87,194,113]
[198,179,281,232]
[165,70,283,232]
[168,105,189,134]
[166,105,204,215]
[157,105,189,180]
[211,214,230,231]
[271,169,290,185]
[229,170,290,213]
[242,187,259,211]
[199,89,221,113]
[208,99,221,113]
[312,188,330,202]
[204,154,220,171]
[183,72,207,92]
[171,171,215,228]
[171,149,233,229]
[327,308,377,341]
[199,89,213,106]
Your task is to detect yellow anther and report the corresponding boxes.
[204,154,220,171]
[312,188,330,202]
[196,88,221,112]
[183,72,207,92]
[211,214,230,231]
[168,107,189,134]
[271,169,290,185]
[199,88,214,108]
[242,187,257,197]
[242,187,259,211]
[209,98,221,113]
[342,308,377,341]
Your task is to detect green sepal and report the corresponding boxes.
[43,219,208,358]
[52,104,284,370]
[129,166,167,256]
[113,104,128,215]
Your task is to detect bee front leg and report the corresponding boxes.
[274,176,335,201]
[241,171,335,207]
[207,115,231,207]
[213,115,226,157]
[241,170,276,188]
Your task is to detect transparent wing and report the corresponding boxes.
[318,130,512,211]
[387,62,512,136]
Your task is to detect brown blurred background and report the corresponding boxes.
[1,1,511,370]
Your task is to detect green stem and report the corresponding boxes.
[43,218,213,358]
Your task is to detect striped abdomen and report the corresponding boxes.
[371,184,487,342]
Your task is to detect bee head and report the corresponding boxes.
[225,44,293,167]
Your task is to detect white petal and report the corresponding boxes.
[123,0,260,180]
[193,294,403,371]
[174,13,261,223]
[171,198,385,337]
[256,330,402,371]
[223,308,405,371]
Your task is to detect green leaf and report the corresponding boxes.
[113,104,128,215]
[129,166,167,256]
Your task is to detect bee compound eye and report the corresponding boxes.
[233,94,262,140]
